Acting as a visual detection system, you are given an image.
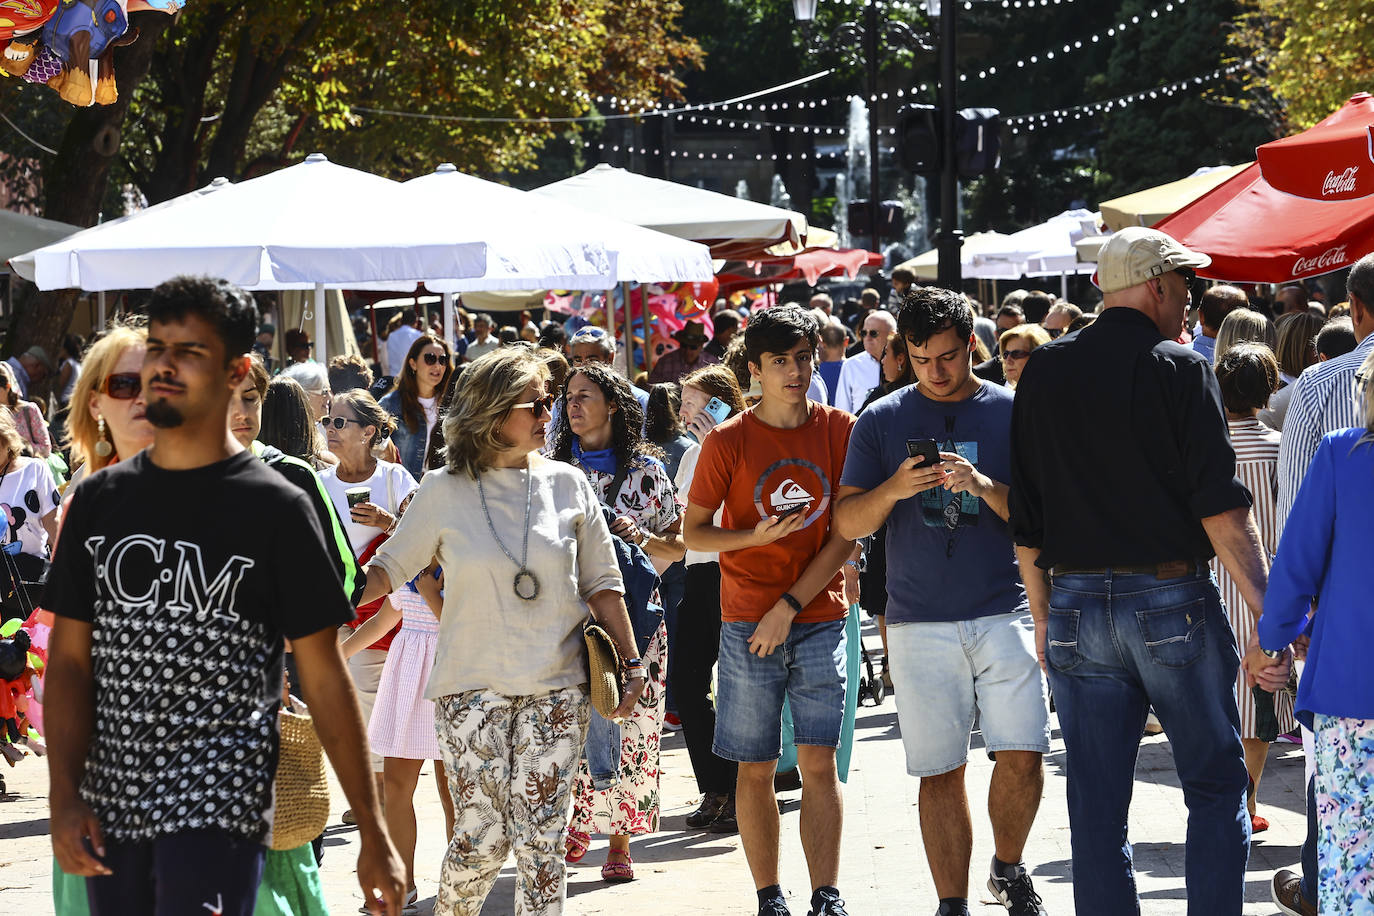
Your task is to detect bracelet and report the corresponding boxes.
[623,666,648,681]
[779,592,804,615]
[620,656,644,669]
[845,559,864,573]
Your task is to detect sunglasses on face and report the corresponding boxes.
[103,373,142,400]
[862,329,884,338]
[1001,349,1031,362]
[512,395,555,417]
[418,351,444,366]
[320,416,364,430]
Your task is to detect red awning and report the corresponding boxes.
[716,247,883,294]
[1155,93,1374,283]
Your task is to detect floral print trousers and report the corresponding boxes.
[433,686,590,916]
[1315,713,1374,915]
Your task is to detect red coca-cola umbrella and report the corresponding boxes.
[1154,93,1374,282]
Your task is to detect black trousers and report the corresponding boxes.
[670,562,737,796]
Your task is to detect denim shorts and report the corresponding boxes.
[713,617,848,763]
[888,612,1051,777]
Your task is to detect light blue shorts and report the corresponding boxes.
[888,612,1051,777]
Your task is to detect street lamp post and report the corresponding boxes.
[934,0,962,290]
[793,0,931,255]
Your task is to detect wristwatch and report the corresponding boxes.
[1260,647,1283,660]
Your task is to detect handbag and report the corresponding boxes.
[583,619,621,718]
[269,691,330,851]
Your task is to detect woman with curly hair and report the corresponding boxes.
[550,364,685,882]
[380,332,453,480]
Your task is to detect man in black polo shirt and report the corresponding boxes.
[1007,227,1291,914]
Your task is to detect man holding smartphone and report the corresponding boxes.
[684,305,856,916]
[834,287,1051,916]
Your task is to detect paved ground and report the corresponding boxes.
[1,622,1307,915]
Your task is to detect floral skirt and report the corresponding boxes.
[1314,713,1374,915]
[568,621,667,837]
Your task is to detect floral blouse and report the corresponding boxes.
[576,455,682,537]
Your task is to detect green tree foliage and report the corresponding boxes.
[1230,0,1374,132]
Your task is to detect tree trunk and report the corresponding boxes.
[10,11,173,379]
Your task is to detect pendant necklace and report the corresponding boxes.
[477,466,539,601]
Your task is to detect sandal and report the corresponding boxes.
[564,830,591,864]
[601,849,634,883]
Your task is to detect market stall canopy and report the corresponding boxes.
[408,163,711,288]
[1155,94,1374,283]
[0,208,79,266]
[977,209,1100,277]
[9,154,497,292]
[717,247,882,294]
[534,164,807,260]
[1099,164,1251,233]
[895,232,1027,281]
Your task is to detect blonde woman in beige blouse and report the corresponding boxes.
[356,347,644,915]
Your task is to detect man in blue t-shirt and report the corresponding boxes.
[834,287,1051,916]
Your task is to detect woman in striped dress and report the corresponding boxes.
[1212,344,1295,834]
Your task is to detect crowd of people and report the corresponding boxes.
[5,224,1370,916]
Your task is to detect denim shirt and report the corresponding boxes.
[379,390,427,480]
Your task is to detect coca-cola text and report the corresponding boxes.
[1292,245,1349,276]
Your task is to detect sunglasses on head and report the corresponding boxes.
[102,373,142,400]
[320,416,364,430]
[512,395,555,416]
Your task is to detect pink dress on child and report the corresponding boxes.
[367,586,441,760]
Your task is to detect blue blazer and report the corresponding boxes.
[1260,427,1374,728]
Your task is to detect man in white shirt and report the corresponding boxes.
[385,310,425,378]
[834,310,895,413]
[464,313,500,363]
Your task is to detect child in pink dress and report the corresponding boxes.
[342,562,450,912]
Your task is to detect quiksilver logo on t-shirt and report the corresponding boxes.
[753,459,832,529]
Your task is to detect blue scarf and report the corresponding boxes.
[572,438,618,474]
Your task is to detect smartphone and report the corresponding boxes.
[703,396,731,425]
[776,502,809,519]
[905,438,941,468]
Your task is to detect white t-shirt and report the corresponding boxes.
[835,352,881,414]
[0,456,59,557]
[418,395,439,444]
[320,460,419,556]
[385,325,424,380]
[674,443,722,567]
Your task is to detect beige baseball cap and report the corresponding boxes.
[1095,227,1211,294]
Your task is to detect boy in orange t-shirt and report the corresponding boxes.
[685,305,856,916]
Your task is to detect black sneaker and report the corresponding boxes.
[987,863,1048,916]
[708,795,738,834]
[807,889,849,916]
[686,792,727,829]
[759,896,792,916]
[774,768,803,793]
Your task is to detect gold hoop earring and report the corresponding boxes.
[94,415,113,458]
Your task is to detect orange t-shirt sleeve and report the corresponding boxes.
[688,425,733,513]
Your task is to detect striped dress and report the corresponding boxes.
[367,586,442,760]
[1212,417,1295,739]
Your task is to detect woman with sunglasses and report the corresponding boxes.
[997,323,1052,389]
[320,389,419,805]
[550,364,685,883]
[0,362,51,459]
[355,347,642,913]
[63,323,154,484]
[380,333,453,480]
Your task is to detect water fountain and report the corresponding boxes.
[769,174,792,211]
[735,179,750,200]
[846,95,871,205]
[833,174,850,248]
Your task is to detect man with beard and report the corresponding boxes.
[43,276,406,914]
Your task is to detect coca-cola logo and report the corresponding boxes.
[1322,167,1360,196]
[1292,244,1349,277]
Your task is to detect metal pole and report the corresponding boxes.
[936,0,963,290]
[97,290,106,329]
[1060,272,1068,301]
[865,1,881,254]
[313,282,327,364]
[622,281,634,379]
[442,291,455,351]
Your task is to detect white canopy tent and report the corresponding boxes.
[533,164,808,259]
[895,232,1028,281]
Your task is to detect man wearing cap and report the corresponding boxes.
[6,346,53,398]
[1007,226,1291,914]
[649,319,721,384]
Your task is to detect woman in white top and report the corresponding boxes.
[319,389,418,798]
[1212,343,1293,835]
[0,407,58,619]
[379,332,452,481]
[357,347,643,915]
[672,364,747,833]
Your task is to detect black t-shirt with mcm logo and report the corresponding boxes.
[45,450,355,843]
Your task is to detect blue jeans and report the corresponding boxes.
[1046,567,1248,915]
[582,707,621,791]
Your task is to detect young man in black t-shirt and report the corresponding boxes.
[44,276,405,915]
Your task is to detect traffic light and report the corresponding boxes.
[896,105,1001,178]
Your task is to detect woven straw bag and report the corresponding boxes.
[270,697,330,851]
[584,620,621,718]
